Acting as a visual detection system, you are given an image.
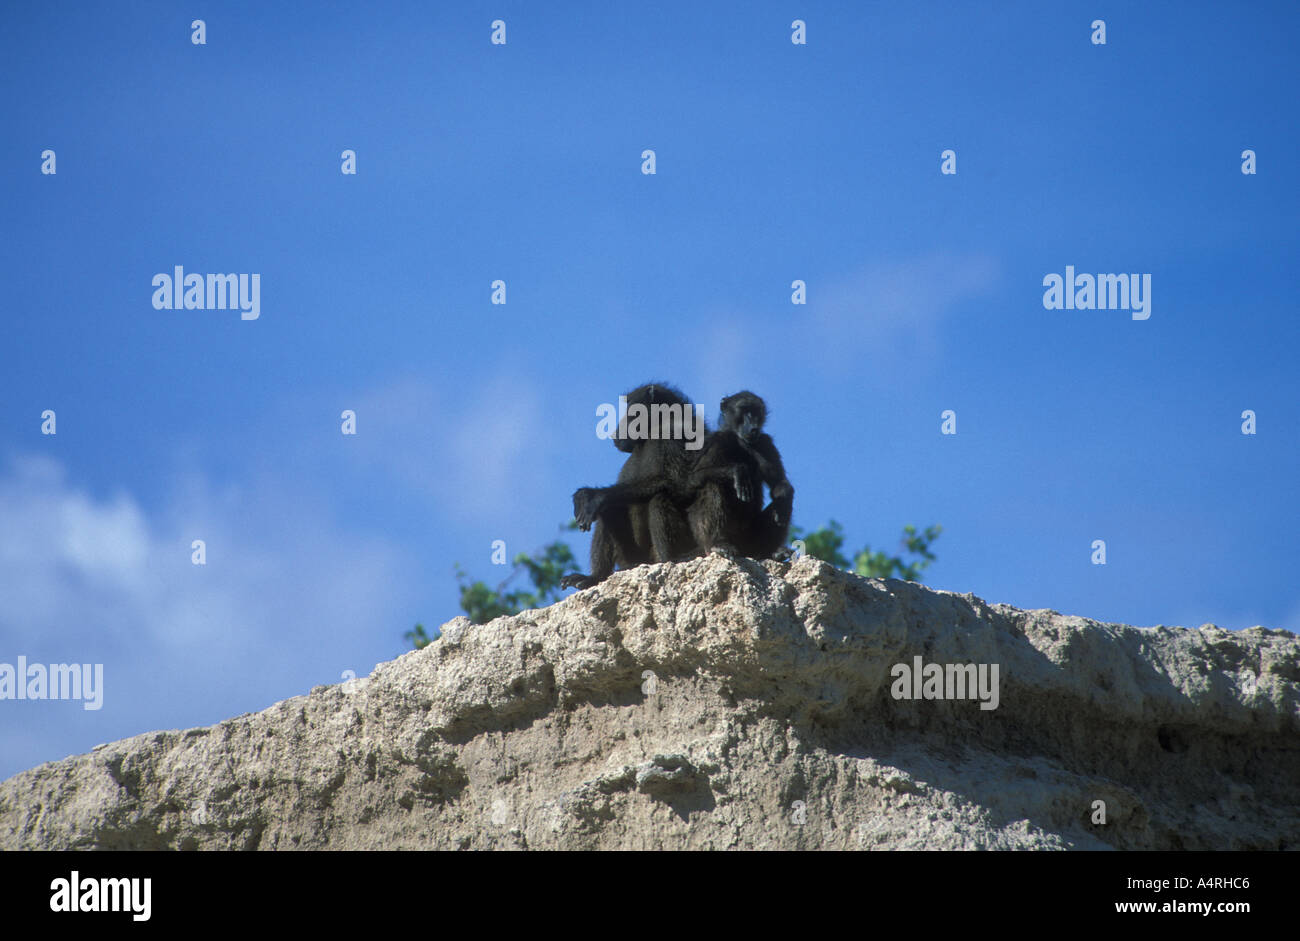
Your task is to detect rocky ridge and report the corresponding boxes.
[2,555,1296,850]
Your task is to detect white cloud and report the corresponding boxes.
[58,491,150,585]
[812,252,1000,370]
[675,252,1002,395]
[342,371,552,526]
[0,454,418,778]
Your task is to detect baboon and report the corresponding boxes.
[686,391,793,560]
[560,382,699,589]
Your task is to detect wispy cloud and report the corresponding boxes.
[680,252,1002,394]
[799,252,1000,374]
[341,371,552,526]
[0,454,418,779]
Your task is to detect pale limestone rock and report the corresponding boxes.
[1,555,1296,850]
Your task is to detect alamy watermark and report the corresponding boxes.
[890,656,999,710]
[592,395,706,450]
[1042,266,1151,320]
[151,266,260,320]
[0,657,103,710]
[49,871,150,921]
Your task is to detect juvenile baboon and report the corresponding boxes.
[686,391,793,560]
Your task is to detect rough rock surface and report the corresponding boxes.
[2,555,1297,850]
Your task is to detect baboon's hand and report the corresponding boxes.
[732,468,754,503]
[572,488,603,531]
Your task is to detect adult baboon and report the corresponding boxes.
[560,382,699,589]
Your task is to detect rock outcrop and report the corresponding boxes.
[2,555,1297,850]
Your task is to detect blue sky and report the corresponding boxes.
[2,1,1297,779]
